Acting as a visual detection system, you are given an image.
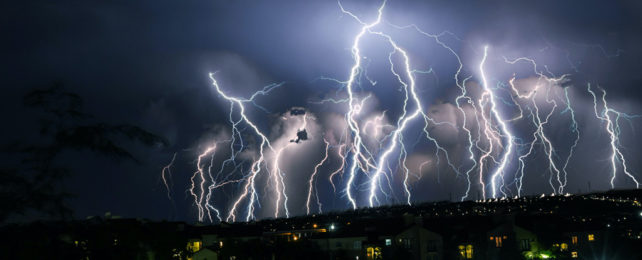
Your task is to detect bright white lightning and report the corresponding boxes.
[170,2,640,222]
[560,88,580,194]
[306,139,330,214]
[339,0,386,209]
[190,144,216,222]
[328,143,347,193]
[479,46,515,198]
[503,56,573,195]
[588,84,640,189]
[207,73,289,222]
[341,0,439,207]
[160,152,177,201]
[391,24,478,201]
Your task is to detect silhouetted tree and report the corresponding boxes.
[0,82,167,223]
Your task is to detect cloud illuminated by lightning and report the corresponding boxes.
[163,1,642,222]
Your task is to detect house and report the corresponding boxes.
[560,228,602,259]
[394,224,444,260]
[486,222,539,259]
[312,234,367,259]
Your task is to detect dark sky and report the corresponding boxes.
[3,0,642,222]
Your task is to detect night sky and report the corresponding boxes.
[3,0,642,223]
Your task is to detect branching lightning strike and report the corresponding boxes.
[159,1,641,223]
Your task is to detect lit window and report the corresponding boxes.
[366,247,381,260]
[465,245,473,259]
[588,234,595,241]
[187,241,201,253]
[572,236,578,245]
[373,247,382,259]
[495,237,503,247]
[561,243,568,251]
[385,239,392,246]
[571,251,578,258]
[458,245,466,258]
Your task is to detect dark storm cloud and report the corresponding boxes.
[3,0,642,221]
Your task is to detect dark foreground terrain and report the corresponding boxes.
[2,189,641,259]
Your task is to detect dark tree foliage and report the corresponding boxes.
[0,82,167,223]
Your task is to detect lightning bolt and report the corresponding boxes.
[588,84,640,189]
[168,1,641,222]
[339,0,473,206]
[341,0,440,207]
[306,139,330,214]
[160,152,177,202]
[560,87,580,194]
[207,73,289,222]
[190,144,216,222]
[329,143,347,193]
[339,0,386,209]
[503,56,572,195]
[270,144,290,219]
[479,46,515,198]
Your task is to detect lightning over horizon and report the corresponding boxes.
[156,1,642,223]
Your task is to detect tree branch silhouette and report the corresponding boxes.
[1,82,167,223]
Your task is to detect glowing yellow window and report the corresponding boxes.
[187,241,201,253]
[458,245,465,258]
[373,247,382,259]
[495,237,503,247]
[465,245,473,259]
[572,236,578,245]
[561,243,568,251]
[571,251,578,258]
[588,234,595,241]
[367,247,376,260]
